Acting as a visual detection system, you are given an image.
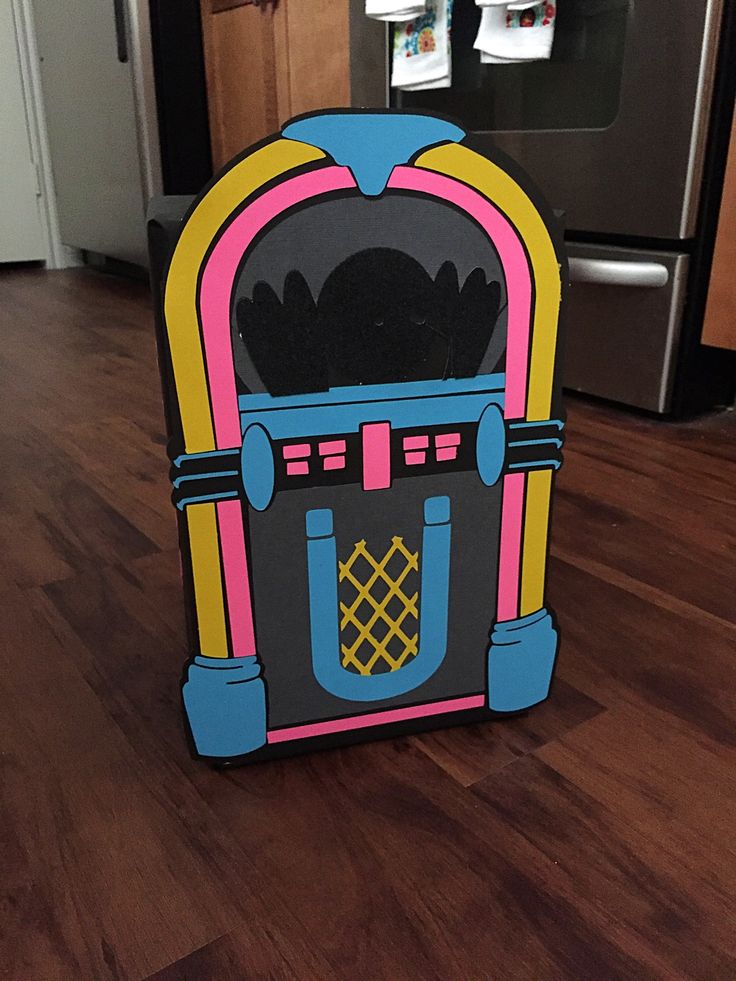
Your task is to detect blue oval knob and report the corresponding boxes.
[476,403,505,487]
[241,423,275,511]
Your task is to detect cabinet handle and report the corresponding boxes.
[113,0,128,63]
[569,258,670,289]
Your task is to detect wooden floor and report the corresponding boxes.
[1,267,735,981]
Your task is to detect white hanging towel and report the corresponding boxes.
[480,53,526,63]
[474,2,557,62]
[391,0,452,90]
[475,0,524,61]
[366,1,426,22]
[400,73,452,90]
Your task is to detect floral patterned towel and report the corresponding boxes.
[391,0,453,90]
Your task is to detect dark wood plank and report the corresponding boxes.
[473,741,736,980]
[0,269,170,589]
[144,932,336,981]
[0,582,240,980]
[548,556,736,746]
[197,738,667,980]
[413,678,605,787]
[1,267,735,980]
[553,400,736,623]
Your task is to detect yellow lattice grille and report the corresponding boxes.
[339,536,420,675]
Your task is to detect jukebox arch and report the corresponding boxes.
[162,112,564,758]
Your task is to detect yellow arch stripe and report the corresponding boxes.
[187,503,229,658]
[163,138,326,455]
[416,143,561,617]
[414,143,561,422]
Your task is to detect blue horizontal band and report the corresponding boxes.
[172,470,240,488]
[508,418,564,431]
[508,459,562,471]
[507,437,563,450]
[173,447,240,469]
[175,490,239,511]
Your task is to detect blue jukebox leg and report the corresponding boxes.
[487,465,560,713]
[177,500,267,760]
[487,608,558,713]
[183,655,267,759]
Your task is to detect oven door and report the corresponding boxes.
[393,0,723,239]
[563,243,689,413]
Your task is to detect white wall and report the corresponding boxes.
[0,0,79,268]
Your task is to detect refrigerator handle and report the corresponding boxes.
[113,0,129,63]
[569,258,670,289]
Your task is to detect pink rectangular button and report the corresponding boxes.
[435,432,461,448]
[286,461,309,476]
[362,422,391,490]
[403,434,429,450]
[319,439,346,456]
[405,451,426,466]
[323,455,346,471]
[436,447,457,462]
[283,443,311,460]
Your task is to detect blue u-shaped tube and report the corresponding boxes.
[306,497,452,702]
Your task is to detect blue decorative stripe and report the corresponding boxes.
[508,418,564,431]
[172,470,240,488]
[175,490,239,511]
[243,394,505,440]
[240,376,505,441]
[508,459,561,471]
[239,374,505,413]
[507,437,563,450]
[173,448,240,469]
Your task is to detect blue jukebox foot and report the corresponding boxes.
[487,608,559,712]
[182,655,267,759]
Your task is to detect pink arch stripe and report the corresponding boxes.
[216,498,256,656]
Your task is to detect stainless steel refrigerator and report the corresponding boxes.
[31,0,211,267]
[355,0,736,414]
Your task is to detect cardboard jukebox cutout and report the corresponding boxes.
[157,111,566,763]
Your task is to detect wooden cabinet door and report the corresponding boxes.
[702,108,736,351]
[200,0,352,172]
[275,0,351,119]
[200,1,280,170]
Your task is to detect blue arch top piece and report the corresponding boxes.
[282,112,466,197]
